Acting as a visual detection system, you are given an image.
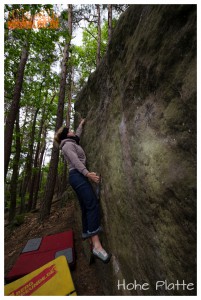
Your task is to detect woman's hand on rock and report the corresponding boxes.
[86,172,100,183]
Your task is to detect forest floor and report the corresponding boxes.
[4,198,105,296]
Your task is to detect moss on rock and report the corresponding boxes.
[74,4,196,296]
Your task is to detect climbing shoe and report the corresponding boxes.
[92,248,112,264]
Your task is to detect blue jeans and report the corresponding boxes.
[69,169,101,238]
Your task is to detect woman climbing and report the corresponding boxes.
[54,119,111,264]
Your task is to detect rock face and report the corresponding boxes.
[74,5,196,296]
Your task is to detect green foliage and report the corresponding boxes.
[72,20,110,87]
[4,4,65,186]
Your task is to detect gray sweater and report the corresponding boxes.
[60,125,89,176]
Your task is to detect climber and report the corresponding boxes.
[54,119,112,264]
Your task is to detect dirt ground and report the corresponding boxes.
[4,199,105,296]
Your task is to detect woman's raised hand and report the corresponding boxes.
[80,118,85,126]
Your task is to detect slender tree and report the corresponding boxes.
[32,126,47,210]
[20,107,39,213]
[66,66,73,127]
[4,43,29,179]
[8,113,21,222]
[108,4,112,43]
[40,4,73,220]
[28,92,56,211]
[96,4,101,66]
[27,108,45,212]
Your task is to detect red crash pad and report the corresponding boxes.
[5,230,75,283]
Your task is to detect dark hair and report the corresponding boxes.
[60,127,69,141]
[54,126,69,145]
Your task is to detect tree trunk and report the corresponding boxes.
[96,4,101,66]
[61,160,68,195]
[20,108,39,213]
[28,92,56,210]
[27,113,44,211]
[39,4,73,221]
[20,106,29,146]
[66,67,73,128]
[4,44,29,179]
[54,156,67,198]
[32,128,46,210]
[9,113,21,222]
[108,4,113,43]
